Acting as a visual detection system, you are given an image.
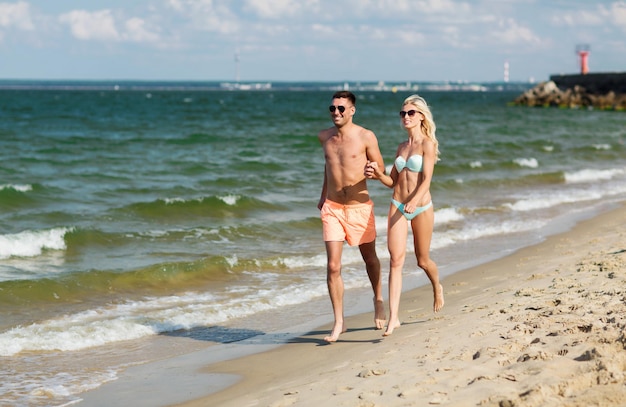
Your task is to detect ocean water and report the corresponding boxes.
[1,81,625,406]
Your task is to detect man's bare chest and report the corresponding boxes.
[325,138,363,161]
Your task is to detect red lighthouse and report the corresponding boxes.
[576,44,590,75]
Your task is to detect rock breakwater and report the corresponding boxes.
[513,73,626,110]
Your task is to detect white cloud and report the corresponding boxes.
[552,10,603,26]
[311,23,334,36]
[244,0,319,19]
[607,1,626,31]
[0,0,34,30]
[439,25,467,48]
[166,0,185,13]
[416,0,469,14]
[59,9,160,43]
[367,26,387,40]
[124,17,160,43]
[166,0,240,34]
[397,29,427,46]
[491,18,543,46]
[59,10,119,41]
[552,1,626,28]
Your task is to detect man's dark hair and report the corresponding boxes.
[332,91,356,105]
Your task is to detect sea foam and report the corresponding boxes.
[0,228,72,259]
[0,184,33,192]
[514,157,539,168]
[504,189,603,212]
[564,168,624,184]
[0,277,330,356]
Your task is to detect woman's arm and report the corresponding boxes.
[365,160,396,188]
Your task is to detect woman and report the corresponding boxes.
[365,94,444,336]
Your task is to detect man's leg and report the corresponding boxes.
[325,240,346,342]
[359,240,385,329]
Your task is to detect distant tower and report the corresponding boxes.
[503,60,509,83]
[576,44,590,75]
[234,49,240,82]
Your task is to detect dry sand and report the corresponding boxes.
[175,204,626,407]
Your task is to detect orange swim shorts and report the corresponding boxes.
[320,199,376,246]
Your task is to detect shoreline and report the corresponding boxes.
[79,203,626,406]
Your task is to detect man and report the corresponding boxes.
[318,90,386,342]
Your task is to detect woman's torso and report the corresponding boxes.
[392,142,431,205]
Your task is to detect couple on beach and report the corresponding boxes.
[318,91,444,342]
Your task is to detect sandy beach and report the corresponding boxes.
[77,203,626,407]
[170,203,626,407]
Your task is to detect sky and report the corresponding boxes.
[0,0,625,83]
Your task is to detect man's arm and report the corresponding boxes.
[364,130,385,174]
[318,168,328,210]
[318,129,329,210]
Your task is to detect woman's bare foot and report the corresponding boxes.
[374,298,386,330]
[324,322,347,343]
[383,320,401,336]
[434,283,444,313]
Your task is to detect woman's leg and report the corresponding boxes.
[384,205,408,336]
[411,206,444,312]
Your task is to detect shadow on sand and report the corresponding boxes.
[163,320,426,347]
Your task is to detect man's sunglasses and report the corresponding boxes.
[399,110,418,118]
[329,105,347,113]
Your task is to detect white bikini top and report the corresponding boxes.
[394,154,423,173]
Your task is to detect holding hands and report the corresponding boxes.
[365,160,394,190]
[364,161,382,180]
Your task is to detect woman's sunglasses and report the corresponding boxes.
[399,110,418,118]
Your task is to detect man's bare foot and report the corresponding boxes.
[434,284,444,313]
[324,322,347,343]
[383,320,401,336]
[374,298,386,330]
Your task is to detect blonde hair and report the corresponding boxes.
[403,94,440,161]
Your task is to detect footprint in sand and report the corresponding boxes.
[271,394,298,407]
[428,392,449,404]
[358,390,383,399]
[357,369,387,378]
[397,387,426,398]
